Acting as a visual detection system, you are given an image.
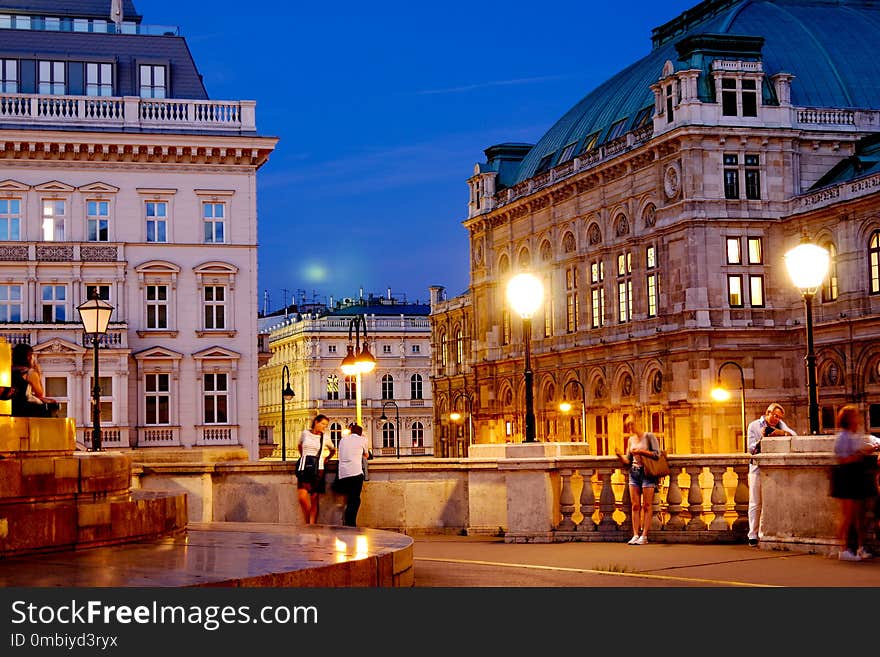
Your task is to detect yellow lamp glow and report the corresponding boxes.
[449,412,462,422]
[784,242,830,293]
[558,401,573,413]
[711,387,731,402]
[340,344,358,375]
[506,273,544,318]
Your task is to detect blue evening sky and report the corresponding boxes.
[142,0,696,310]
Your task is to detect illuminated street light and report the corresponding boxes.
[506,273,543,442]
[77,289,114,452]
[711,361,746,452]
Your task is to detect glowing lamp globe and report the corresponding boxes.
[711,387,731,402]
[506,273,544,318]
[784,243,830,293]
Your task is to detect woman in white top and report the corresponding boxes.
[296,414,335,525]
[616,416,660,545]
[335,423,371,527]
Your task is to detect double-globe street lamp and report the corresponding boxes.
[449,390,474,457]
[784,240,831,435]
[340,314,376,427]
[711,361,747,452]
[77,289,114,452]
[559,379,587,445]
[279,364,295,461]
[506,273,544,443]
[379,400,400,459]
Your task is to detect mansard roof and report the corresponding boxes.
[0,1,141,20]
[512,0,880,185]
[811,133,880,189]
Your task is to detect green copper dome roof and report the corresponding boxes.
[513,0,880,184]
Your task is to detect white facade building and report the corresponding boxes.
[258,297,434,458]
[0,1,277,458]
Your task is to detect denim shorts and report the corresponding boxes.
[629,464,658,489]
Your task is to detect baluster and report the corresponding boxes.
[558,469,576,531]
[665,467,685,530]
[620,475,633,537]
[651,479,663,532]
[577,468,596,531]
[709,466,728,531]
[732,464,750,536]
[597,467,617,533]
[685,466,707,531]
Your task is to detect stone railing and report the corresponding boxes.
[138,426,180,446]
[546,455,750,543]
[198,425,239,446]
[796,108,855,126]
[0,243,121,263]
[0,323,128,349]
[0,93,256,133]
[268,315,430,340]
[78,426,128,449]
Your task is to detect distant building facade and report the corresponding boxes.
[259,295,434,458]
[0,1,277,457]
[431,0,880,455]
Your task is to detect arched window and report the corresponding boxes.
[822,242,839,302]
[412,421,424,447]
[870,231,880,294]
[518,248,531,270]
[326,374,339,400]
[381,374,394,400]
[498,254,510,275]
[439,331,448,368]
[344,375,356,400]
[382,421,396,448]
[329,422,342,449]
[411,374,423,400]
[455,328,464,365]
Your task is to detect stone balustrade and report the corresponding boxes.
[0,93,256,133]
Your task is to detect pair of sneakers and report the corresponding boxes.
[627,534,648,545]
[838,547,873,561]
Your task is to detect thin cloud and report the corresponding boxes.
[417,75,567,95]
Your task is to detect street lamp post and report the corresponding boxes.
[559,379,587,446]
[340,314,376,427]
[379,400,400,459]
[784,241,831,435]
[450,390,474,456]
[280,364,295,461]
[76,289,113,452]
[711,361,747,452]
[506,273,544,443]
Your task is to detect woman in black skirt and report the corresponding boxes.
[831,406,880,561]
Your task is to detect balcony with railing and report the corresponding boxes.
[0,322,128,349]
[138,426,180,446]
[197,425,239,446]
[78,426,128,450]
[0,93,256,133]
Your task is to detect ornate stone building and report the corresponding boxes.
[259,295,434,458]
[431,0,880,456]
[0,1,276,457]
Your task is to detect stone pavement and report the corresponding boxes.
[411,536,880,587]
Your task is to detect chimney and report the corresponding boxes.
[429,285,445,309]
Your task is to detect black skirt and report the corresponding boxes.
[830,458,878,500]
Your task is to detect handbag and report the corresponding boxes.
[296,433,324,481]
[642,433,671,479]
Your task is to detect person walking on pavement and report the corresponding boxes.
[831,405,880,561]
[746,403,796,546]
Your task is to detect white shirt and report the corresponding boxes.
[338,433,369,479]
[298,430,332,469]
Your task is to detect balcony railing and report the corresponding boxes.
[0,323,128,349]
[0,93,256,133]
[197,425,239,446]
[78,426,128,450]
[139,426,180,446]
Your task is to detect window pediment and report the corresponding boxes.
[34,181,75,192]
[134,346,183,361]
[78,182,120,194]
[193,346,241,361]
[32,338,84,355]
[0,179,30,192]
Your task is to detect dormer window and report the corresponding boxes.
[721,77,759,117]
[558,142,578,164]
[665,85,675,122]
[0,60,17,93]
[607,118,629,141]
[535,153,555,174]
[580,132,600,154]
[634,106,653,128]
[86,63,113,97]
[38,61,65,95]
[139,65,167,99]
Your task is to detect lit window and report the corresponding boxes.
[202,202,225,243]
[412,421,424,447]
[42,200,65,241]
[203,373,228,424]
[0,198,21,240]
[823,243,839,302]
[747,237,763,264]
[145,373,170,425]
[870,232,880,294]
[502,310,511,345]
[0,284,22,321]
[749,275,764,307]
[86,200,109,242]
[727,237,741,264]
[139,64,166,99]
[455,329,464,364]
[146,201,168,243]
[565,265,578,333]
[647,273,658,318]
[728,275,743,307]
[343,375,356,400]
[203,285,226,329]
[590,261,605,328]
[580,132,600,154]
[41,284,66,322]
